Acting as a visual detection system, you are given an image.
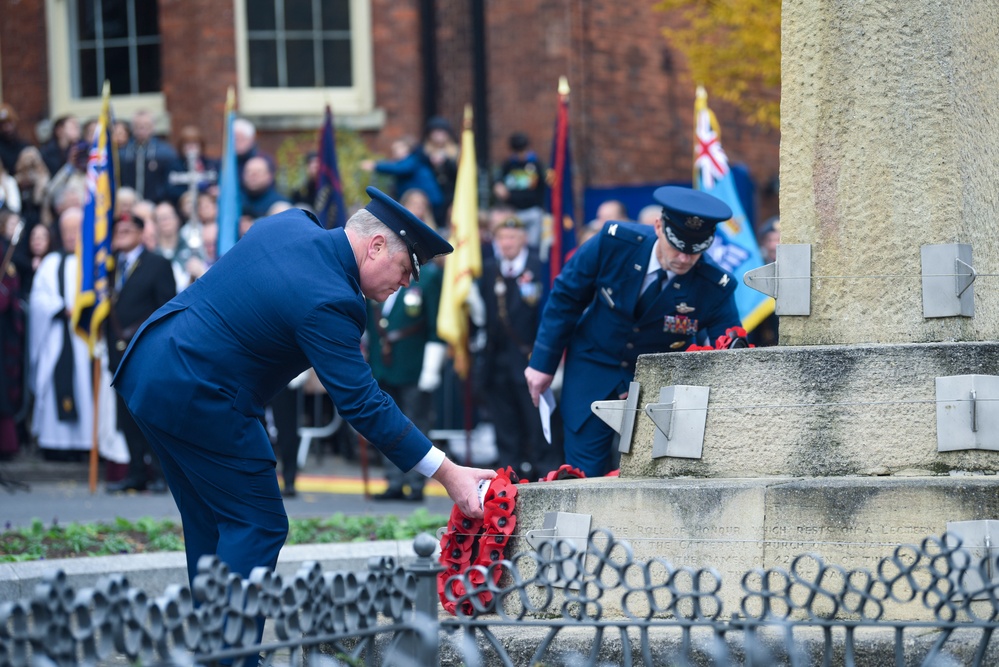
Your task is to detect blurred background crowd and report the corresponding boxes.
[0,99,779,498]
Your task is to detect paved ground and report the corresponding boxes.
[0,447,456,529]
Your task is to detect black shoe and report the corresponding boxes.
[106,478,146,493]
[372,488,406,501]
[404,490,424,502]
[282,484,297,498]
[147,479,169,494]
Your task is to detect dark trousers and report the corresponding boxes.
[269,387,298,488]
[117,393,163,483]
[130,415,287,666]
[132,418,289,583]
[563,408,621,478]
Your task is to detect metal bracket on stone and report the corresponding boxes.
[936,375,999,451]
[591,381,641,454]
[945,520,999,598]
[921,243,976,318]
[645,385,710,460]
[525,511,592,589]
[743,243,811,316]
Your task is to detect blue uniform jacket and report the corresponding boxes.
[112,209,432,472]
[529,221,738,432]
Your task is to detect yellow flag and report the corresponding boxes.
[436,105,481,379]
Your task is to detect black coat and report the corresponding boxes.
[478,250,545,383]
[106,249,176,372]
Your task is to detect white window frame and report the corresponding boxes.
[234,0,375,117]
[45,0,166,123]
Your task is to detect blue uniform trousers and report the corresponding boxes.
[564,390,621,477]
[131,416,290,585]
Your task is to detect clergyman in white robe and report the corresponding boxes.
[28,250,93,451]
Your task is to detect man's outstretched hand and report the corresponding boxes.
[432,458,497,518]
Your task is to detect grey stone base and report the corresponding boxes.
[623,341,999,479]
[510,475,999,620]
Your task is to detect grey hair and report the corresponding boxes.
[232,118,256,140]
[346,209,408,255]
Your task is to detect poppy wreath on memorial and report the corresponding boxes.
[437,463,586,615]
[686,325,754,352]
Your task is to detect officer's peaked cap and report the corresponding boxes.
[653,186,732,255]
[364,186,453,281]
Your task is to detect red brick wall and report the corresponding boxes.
[159,0,238,157]
[368,0,425,148]
[0,0,50,142]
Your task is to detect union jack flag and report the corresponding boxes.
[694,88,729,191]
[692,86,773,331]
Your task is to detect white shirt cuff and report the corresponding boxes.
[412,446,446,477]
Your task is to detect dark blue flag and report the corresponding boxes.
[316,105,347,229]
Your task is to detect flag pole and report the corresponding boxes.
[460,104,474,467]
[87,80,112,494]
[89,359,100,493]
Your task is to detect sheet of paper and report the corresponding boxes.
[539,388,556,444]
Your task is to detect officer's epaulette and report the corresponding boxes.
[601,221,649,245]
[696,260,736,291]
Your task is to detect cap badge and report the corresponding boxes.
[686,215,705,230]
[676,302,695,314]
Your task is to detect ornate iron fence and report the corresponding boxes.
[3,530,999,666]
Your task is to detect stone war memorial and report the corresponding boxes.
[505,0,999,654]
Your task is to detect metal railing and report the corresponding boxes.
[3,530,999,666]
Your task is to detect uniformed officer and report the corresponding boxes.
[113,187,496,594]
[524,186,739,477]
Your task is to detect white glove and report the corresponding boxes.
[287,369,311,390]
[418,341,448,392]
[466,282,487,327]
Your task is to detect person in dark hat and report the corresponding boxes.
[111,187,496,620]
[524,186,740,477]
[104,212,176,493]
[493,131,547,249]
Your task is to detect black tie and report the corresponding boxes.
[635,268,667,318]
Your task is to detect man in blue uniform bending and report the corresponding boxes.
[113,187,495,586]
[524,186,739,477]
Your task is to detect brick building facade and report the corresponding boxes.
[0,0,779,221]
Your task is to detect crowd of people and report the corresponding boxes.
[0,99,779,498]
[0,103,307,485]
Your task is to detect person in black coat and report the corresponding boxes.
[476,213,554,478]
[105,212,176,492]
